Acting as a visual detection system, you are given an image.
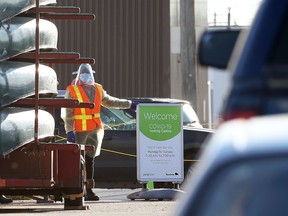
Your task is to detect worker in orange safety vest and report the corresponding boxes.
[61,64,138,201]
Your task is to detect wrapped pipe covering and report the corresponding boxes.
[0,61,58,108]
[0,0,57,23]
[0,17,58,61]
[0,108,55,156]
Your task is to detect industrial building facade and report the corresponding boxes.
[53,0,208,126]
[54,0,170,96]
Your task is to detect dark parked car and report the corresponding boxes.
[199,0,288,121]
[54,94,214,188]
[174,114,288,216]
[175,0,288,215]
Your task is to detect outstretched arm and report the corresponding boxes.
[101,92,132,109]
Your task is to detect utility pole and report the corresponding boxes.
[227,7,231,28]
[180,0,197,109]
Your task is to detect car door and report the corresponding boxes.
[94,107,140,188]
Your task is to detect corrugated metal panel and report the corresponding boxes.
[53,0,170,98]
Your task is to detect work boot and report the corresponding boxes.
[84,189,99,201]
[0,195,12,204]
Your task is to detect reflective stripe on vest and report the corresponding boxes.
[72,85,88,130]
[96,84,103,101]
[68,84,103,131]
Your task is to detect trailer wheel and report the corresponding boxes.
[63,188,88,210]
[63,155,87,210]
[64,197,87,210]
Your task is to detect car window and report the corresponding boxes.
[101,104,202,131]
[100,106,136,130]
[182,104,201,126]
[267,11,288,65]
[263,14,288,114]
[193,157,288,216]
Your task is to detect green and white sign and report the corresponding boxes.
[137,104,184,183]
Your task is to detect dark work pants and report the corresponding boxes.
[75,130,104,190]
[85,155,94,180]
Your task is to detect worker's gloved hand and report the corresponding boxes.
[130,101,139,111]
[67,131,76,143]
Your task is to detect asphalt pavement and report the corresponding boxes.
[0,188,180,216]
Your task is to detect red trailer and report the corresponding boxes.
[0,142,93,210]
[0,0,95,210]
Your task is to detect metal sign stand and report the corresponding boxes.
[127,183,184,201]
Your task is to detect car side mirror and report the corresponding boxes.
[198,28,241,69]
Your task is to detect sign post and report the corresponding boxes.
[127,103,184,200]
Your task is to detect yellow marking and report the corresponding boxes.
[101,148,136,157]
[73,115,92,120]
[72,85,87,130]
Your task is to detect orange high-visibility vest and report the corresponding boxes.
[67,83,104,131]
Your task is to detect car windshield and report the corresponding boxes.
[194,156,288,216]
[100,103,201,130]
[100,107,136,130]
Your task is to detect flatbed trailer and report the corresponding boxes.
[0,0,96,210]
[0,143,93,209]
[0,97,95,209]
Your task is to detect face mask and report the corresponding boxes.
[79,73,92,84]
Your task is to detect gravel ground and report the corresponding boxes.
[0,189,180,216]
